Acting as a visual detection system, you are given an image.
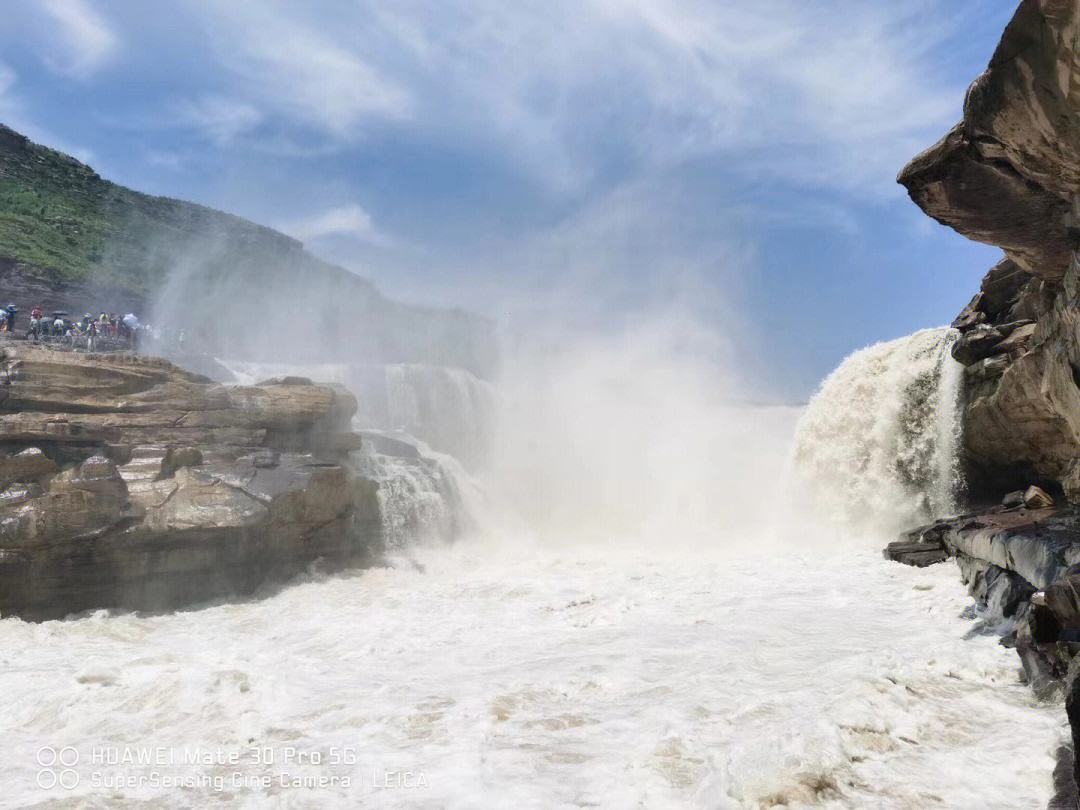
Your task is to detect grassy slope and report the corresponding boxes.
[0,123,318,295]
[0,124,497,376]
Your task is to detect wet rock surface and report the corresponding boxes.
[0,344,381,620]
[888,503,1080,803]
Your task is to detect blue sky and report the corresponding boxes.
[0,1,1015,397]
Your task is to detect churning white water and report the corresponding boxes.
[0,546,1062,808]
[792,328,964,536]
[356,431,492,549]
[0,328,1065,808]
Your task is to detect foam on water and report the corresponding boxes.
[0,544,1061,808]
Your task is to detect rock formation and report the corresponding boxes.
[0,344,381,620]
[896,2,1080,798]
[899,0,1080,497]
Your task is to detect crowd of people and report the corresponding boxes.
[0,304,148,352]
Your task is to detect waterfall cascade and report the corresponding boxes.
[366,364,497,470]
[792,327,964,536]
[221,360,496,470]
[353,430,489,549]
[217,360,490,547]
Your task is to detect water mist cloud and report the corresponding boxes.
[486,310,802,549]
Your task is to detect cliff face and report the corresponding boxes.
[0,124,497,378]
[896,3,1080,799]
[899,0,1080,497]
[0,344,381,620]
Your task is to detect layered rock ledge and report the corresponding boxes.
[886,502,1080,806]
[0,345,381,620]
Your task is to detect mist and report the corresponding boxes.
[484,308,802,550]
[139,195,958,555]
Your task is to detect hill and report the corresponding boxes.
[0,123,304,297]
[0,124,495,377]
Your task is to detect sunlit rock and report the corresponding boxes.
[0,344,382,619]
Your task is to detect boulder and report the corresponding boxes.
[1066,462,1080,506]
[0,457,129,548]
[0,447,57,488]
[0,482,43,506]
[957,555,1036,620]
[1025,485,1056,509]
[141,467,266,532]
[158,446,203,480]
[1048,570,1080,631]
[882,539,949,567]
[1003,489,1026,508]
[1018,602,1068,700]
[952,325,1008,366]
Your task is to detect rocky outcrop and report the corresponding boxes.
[0,345,381,620]
[899,1,1080,498]
[899,1,1080,282]
[896,3,1080,801]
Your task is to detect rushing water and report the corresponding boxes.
[221,360,497,470]
[0,545,1062,808]
[792,328,964,535]
[0,329,1066,807]
[355,431,491,549]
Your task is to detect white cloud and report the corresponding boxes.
[170,0,967,197]
[192,1,411,138]
[283,203,392,247]
[3,0,976,201]
[174,95,262,145]
[39,0,117,78]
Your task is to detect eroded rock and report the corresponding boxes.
[898,2,1080,498]
[0,447,57,488]
[897,1,1080,797]
[1048,569,1080,631]
[0,344,382,619]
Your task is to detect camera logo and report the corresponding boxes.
[36,746,80,789]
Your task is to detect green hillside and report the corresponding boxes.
[0,123,496,377]
[0,123,306,295]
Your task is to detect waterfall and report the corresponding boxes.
[375,364,497,470]
[792,327,963,536]
[215,359,490,549]
[350,432,468,549]
[219,360,496,470]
